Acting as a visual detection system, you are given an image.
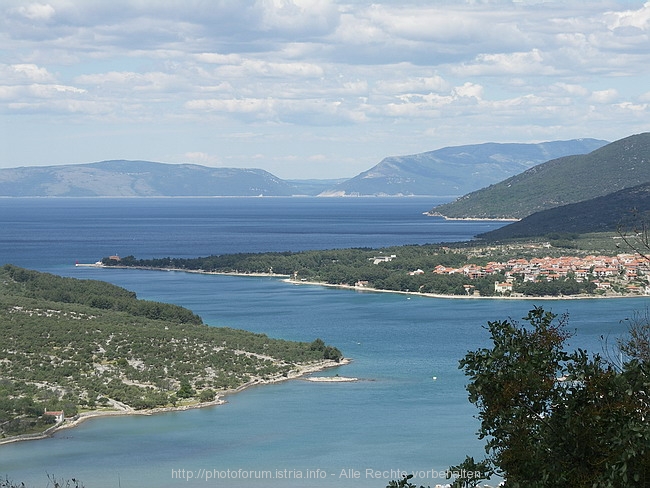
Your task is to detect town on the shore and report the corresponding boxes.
[393,251,650,297]
[428,253,650,295]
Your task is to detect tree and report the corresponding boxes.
[451,307,650,487]
[386,474,425,488]
[617,208,650,262]
[176,379,195,399]
[618,308,650,363]
[199,388,216,403]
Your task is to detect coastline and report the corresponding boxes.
[0,358,350,446]
[284,278,648,301]
[77,262,291,278]
[85,264,648,301]
[424,211,520,222]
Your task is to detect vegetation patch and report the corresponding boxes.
[0,265,342,439]
[103,232,649,298]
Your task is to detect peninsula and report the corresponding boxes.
[0,265,345,443]
[100,234,649,299]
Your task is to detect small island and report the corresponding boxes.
[0,265,345,443]
[304,375,359,382]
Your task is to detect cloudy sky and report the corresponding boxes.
[1,0,649,179]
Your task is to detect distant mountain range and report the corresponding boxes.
[0,139,606,198]
[0,160,341,197]
[431,133,650,220]
[321,139,607,197]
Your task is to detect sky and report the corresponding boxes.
[1,1,649,179]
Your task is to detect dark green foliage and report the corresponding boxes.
[0,475,85,488]
[104,241,619,298]
[176,379,195,399]
[3,264,202,324]
[514,276,594,296]
[102,245,488,296]
[432,132,650,219]
[452,307,650,487]
[447,457,493,488]
[199,389,216,402]
[618,309,650,364]
[386,474,426,488]
[0,266,343,438]
[310,338,343,362]
[478,182,650,241]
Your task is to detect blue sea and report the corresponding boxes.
[1,198,646,488]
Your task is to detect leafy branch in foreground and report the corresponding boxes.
[0,474,85,488]
[618,308,650,364]
[451,306,650,487]
[617,207,650,263]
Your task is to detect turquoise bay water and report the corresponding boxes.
[1,198,647,487]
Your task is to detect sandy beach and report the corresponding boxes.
[283,278,647,301]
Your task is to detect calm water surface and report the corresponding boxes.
[0,198,646,488]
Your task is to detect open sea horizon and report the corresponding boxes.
[1,197,647,488]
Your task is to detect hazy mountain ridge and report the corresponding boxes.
[320,139,607,196]
[430,133,650,219]
[0,160,324,197]
[0,138,607,197]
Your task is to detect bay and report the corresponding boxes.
[0,198,647,488]
[0,197,503,269]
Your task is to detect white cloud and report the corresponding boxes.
[183,152,223,166]
[605,1,650,31]
[16,3,55,21]
[194,53,242,65]
[2,64,56,83]
[613,101,647,113]
[453,82,484,100]
[454,49,557,77]
[1,0,649,178]
[241,59,325,78]
[186,98,274,115]
[0,79,86,105]
[375,76,449,95]
[553,83,589,97]
[184,96,362,126]
[590,89,619,104]
[75,71,184,93]
[256,0,340,35]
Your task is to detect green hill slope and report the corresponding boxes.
[429,133,650,219]
[477,182,650,240]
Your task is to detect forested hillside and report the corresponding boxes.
[0,265,341,438]
[477,182,650,240]
[430,132,650,219]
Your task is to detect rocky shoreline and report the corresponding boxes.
[0,358,351,446]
